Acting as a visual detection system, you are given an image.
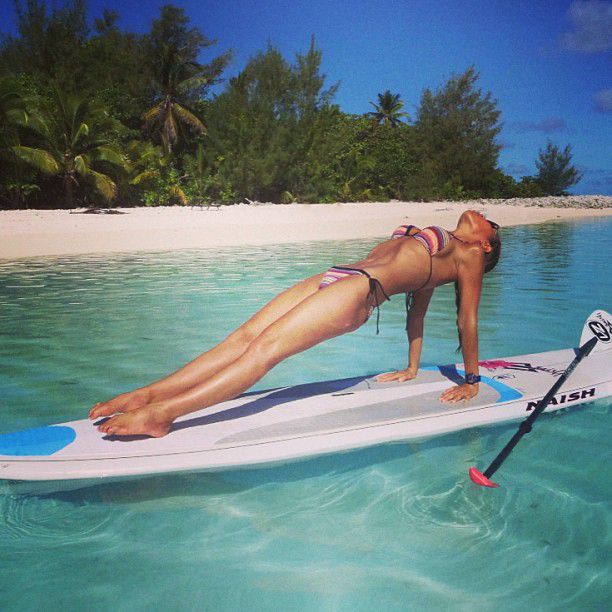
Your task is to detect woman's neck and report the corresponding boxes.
[449,229,469,243]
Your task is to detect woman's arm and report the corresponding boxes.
[376,288,433,382]
[406,288,434,372]
[440,249,484,403]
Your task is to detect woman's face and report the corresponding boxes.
[457,210,498,251]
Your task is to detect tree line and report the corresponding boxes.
[0,1,582,209]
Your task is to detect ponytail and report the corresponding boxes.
[454,281,462,352]
[405,291,414,331]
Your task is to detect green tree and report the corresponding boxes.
[126,138,188,206]
[284,37,340,201]
[0,0,90,94]
[534,139,582,195]
[204,39,339,203]
[0,73,42,208]
[326,114,418,201]
[1,2,154,136]
[10,85,127,207]
[81,9,154,130]
[0,75,28,135]
[414,65,503,198]
[367,90,408,127]
[142,4,231,155]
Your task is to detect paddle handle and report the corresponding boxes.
[483,335,598,480]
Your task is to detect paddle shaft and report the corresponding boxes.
[483,336,598,479]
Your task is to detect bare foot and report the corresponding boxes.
[96,404,172,438]
[89,388,152,420]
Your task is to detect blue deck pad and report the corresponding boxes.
[422,365,523,403]
[0,425,76,457]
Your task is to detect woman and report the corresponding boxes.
[90,210,501,437]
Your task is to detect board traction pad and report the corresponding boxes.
[0,425,76,457]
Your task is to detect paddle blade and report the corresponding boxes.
[469,466,500,488]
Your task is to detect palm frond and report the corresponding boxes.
[164,111,178,148]
[17,112,52,140]
[4,107,28,126]
[90,145,127,168]
[74,154,89,175]
[142,104,163,126]
[73,122,90,146]
[71,98,91,142]
[169,184,188,205]
[86,168,117,201]
[11,146,60,175]
[176,75,209,94]
[129,169,158,185]
[173,103,207,134]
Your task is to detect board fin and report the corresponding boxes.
[580,310,612,354]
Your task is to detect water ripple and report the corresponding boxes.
[0,219,611,609]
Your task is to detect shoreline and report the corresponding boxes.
[2,196,611,259]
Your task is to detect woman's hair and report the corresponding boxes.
[483,228,502,273]
[454,223,501,350]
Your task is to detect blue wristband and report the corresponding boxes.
[465,373,481,385]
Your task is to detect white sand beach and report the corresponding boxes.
[1,196,611,259]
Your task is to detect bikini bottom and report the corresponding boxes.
[318,265,390,334]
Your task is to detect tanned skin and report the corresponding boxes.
[90,210,498,438]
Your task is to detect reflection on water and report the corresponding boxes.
[0,217,610,610]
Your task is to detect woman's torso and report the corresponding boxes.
[338,226,461,295]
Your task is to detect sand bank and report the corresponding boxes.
[1,197,611,259]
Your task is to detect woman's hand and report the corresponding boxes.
[375,367,418,383]
[440,383,479,403]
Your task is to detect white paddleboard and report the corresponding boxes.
[1,310,610,484]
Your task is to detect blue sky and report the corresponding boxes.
[2,0,611,194]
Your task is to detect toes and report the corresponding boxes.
[90,404,118,419]
[90,405,106,419]
[98,414,131,436]
[98,416,118,434]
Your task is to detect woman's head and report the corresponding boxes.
[483,221,501,273]
[456,210,501,273]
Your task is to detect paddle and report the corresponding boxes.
[469,335,599,488]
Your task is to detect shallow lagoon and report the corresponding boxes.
[1,218,610,610]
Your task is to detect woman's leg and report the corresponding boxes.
[97,275,373,437]
[89,272,325,419]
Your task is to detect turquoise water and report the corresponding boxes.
[1,217,610,611]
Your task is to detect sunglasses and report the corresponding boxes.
[487,219,500,232]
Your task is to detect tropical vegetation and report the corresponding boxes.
[0,1,582,209]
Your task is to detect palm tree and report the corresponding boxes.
[142,43,209,155]
[127,138,188,205]
[367,90,408,127]
[0,76,46,208]
[0,76,28,141]
[10,85,127,207]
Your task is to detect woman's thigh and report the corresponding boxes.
[246,274,371,365]
[234,272,326,340]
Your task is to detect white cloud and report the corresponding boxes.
[560,0,612,53]
[504,162,531,176]
[508,117,567,133]
[593,88,612,111]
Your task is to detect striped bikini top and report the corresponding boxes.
[391,224,461,255]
